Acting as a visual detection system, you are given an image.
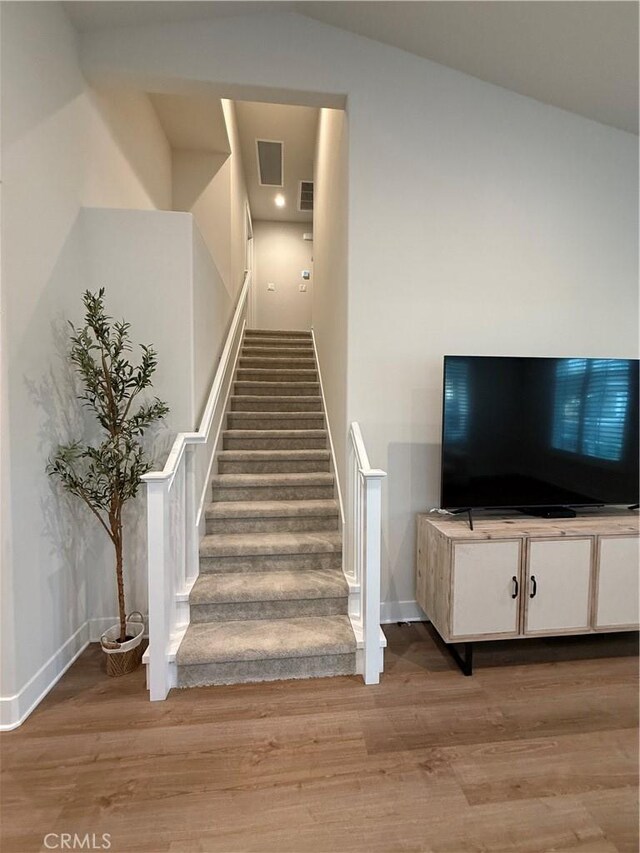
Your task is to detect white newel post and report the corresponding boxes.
[362,470,385,684]
[146,477,170,701]
[349,421,387,685]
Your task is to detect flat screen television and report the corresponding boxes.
[441,356,639,512]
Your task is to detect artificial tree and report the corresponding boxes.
[47,289,169,643]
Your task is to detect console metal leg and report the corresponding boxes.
[447,641,473,676]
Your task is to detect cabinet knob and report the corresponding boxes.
[511,576,519,599]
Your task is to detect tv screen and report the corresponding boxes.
[441,356,639,510]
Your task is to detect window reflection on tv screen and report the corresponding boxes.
[441,356,639,509]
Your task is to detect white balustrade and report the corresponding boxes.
[142,272,251,700]
[347,422,387,684]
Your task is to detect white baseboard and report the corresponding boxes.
[380,599,427,624]
[1,603,419,730]
[0,622,90,731]
[0,615,150,731]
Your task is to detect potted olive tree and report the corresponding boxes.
[47,289,169,676]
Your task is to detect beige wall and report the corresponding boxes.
[84,85,172,210]
[312,108,349,494]
[172,100,249,303]
[254,221,313,330]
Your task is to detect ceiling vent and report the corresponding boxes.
[256,140,283,187]
[298,180,314,212]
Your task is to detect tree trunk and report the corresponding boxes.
[114,520,127,643]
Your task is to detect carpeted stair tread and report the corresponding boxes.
[176,615,356,665]
[205,499,339,519]
[223,429,328,450]
[212,472,334,486]
[190,569,348,605]
[241,346,315,358]
[230,395,322,413]
[245,329,311,337]
[235,370,318,379]
[228,411,324,422]
[218,449,330,461]
[230,394,322,402]
[234,381,320,396]
[199,529,341,556]
[224,428,327,437]
[238,353,316,370]
[243,335,313,350]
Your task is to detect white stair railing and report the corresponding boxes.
[347,422,387,684]
[142,271,251,700]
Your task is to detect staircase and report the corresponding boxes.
[175,329,357,687]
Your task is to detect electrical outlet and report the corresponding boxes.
[299,283,307,292]
[267,282,275,291]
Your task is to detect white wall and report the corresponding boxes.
[74,208,194,640]
[83,13,638,614]
[193,225,232,423]
[0,3,246,728]
[313,108,349,491]
[1,1,96,723]
[254,221,313,330]
[82,208,227,633]
[81,10,638,624]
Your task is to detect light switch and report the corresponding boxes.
[301,270,311,280]
[299,283,307,292]
[267,282,275,291]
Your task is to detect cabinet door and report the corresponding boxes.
[525,538,592,634]
[595,537,640,630]
[451,541,521,638]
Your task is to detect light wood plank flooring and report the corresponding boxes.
[1,624,637,853]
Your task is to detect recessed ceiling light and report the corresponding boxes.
[274,194,286,208]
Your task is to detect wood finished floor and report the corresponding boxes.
[1,624,638,853]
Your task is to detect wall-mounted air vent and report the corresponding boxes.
[256,139,283,187]
[298,181,314,212]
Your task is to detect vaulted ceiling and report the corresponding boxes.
[64,1,638,134]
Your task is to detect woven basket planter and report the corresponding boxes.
[101,612,145,677]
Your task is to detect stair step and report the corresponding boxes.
[239,356,316,369]
[242,346,315,358]
[218,448,330,474]
[212,472,335,502]
[200,529,342,557]
[236,369,319,382]
[176,615,356,686]
[189,570,348,622]
[230,395,322,412]
[243,335,312,343]
[234,381,320,397]
[223,429,327,450]
[207,499,339,519]
[205,499,339,533]
[227,412,324,430]
[245,329,312,338]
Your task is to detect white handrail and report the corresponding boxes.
[142,271,251,700]
[143,271,252,483]
[348,421,386,684]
